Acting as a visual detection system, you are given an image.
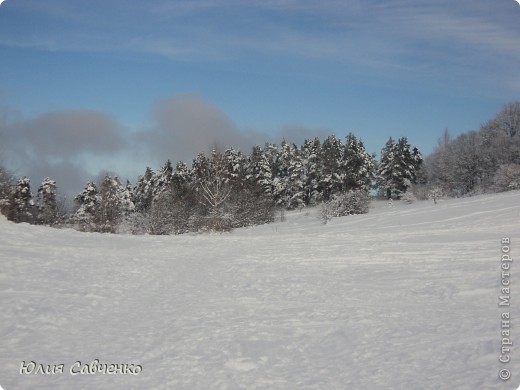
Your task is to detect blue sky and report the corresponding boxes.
[0,0,519,198]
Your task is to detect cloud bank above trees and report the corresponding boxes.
[0,94,330,200]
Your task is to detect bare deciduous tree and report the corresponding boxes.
[497,101,520,138]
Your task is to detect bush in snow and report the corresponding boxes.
[400,190,417,204]
[405,183,430,201]
[428,187,445,204]
[228,184,274,228]
[146,193,177,235]
[320,189,370,224]
[494,164,520,192]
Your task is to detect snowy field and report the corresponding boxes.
[1,191,519,390]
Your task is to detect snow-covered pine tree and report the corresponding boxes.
[319,135,343,200]
[301,137,321,205]
[246,145,273,198]
[0,165,14,218]
[171,161,192,195]
[96,175,128,233]
[153,160,174,200]
[222,146,273,227]
[377,137,423,199]
[12,176,34,223]
[224,147,247,185]
[286,143,306,209]
[263,142,281,183]
[395,136,415,194]
[133,167,155,213]
[73,180,100,230]
[119,179,136,217]
[191,152,210,184]
[376,137,398,199]
[36,177,58,225]
[411,146,424,184]
[342,133,375,192]
[397,137,423,192]
[272,140,291,208]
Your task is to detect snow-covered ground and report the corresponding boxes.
[1,191,519,390]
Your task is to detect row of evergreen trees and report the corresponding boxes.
[70,133,394,233]
[1,101,518,233]
[0,176,63,225]
[0,133,422,233]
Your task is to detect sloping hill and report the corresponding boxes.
[0,191,519,389]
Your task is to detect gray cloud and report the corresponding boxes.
[0,94,342,202]
[1,108,127,200]
[10,109,126,157]
[135,94,334,167]
[136,94,264,165]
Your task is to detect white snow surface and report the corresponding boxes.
[1,191,519,389]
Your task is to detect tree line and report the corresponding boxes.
[0,101,518,233]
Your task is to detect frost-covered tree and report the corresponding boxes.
[151,160,197,235]
[192,150,234,231]
[246,145,273,198]
[189,149,274,231]
[96,175,130,233]
[377,137,422,199]
[172,161,198,233]
[451,131,483,195]
[425,103,520,196]
[271,140,291,208]
[301,137,321,205]
[424,129,456,194]
[153,160,174,200]
[119,180,135,217]
[342,133,375,192]
[396,136,422,188]
[477,104,520,189]
[224,147,247,184]
[0,164,14,218]
[133,167,155,213]
[147,192,177,235]
[320,189,370,224]
[286,143,306,209]
[12,176,34,223]
[319,135,343,200]
[270,140,306,209]
[496,101,520,138]
[494,163,520,192]
[172,161,192,190]
[376,137,398,198]
[73,176,130,233]
[73,181,99,230]
[193,151,232,210]
[36,177,58,225]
